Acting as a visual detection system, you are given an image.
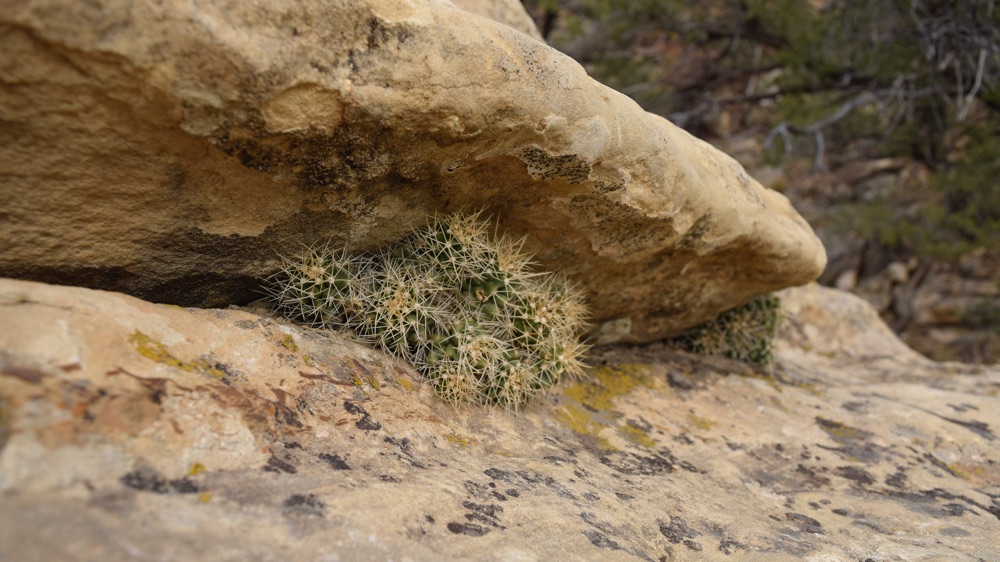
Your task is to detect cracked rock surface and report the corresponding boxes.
[1,278,997,561]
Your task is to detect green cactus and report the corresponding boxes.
[672,293,782,366]
[270,212,589,411]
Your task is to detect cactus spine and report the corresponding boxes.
[269,212,588,411]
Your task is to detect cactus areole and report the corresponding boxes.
[268,212,589,411]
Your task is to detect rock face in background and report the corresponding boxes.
[1,278,998,561]
[0,0,825,343]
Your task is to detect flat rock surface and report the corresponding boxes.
[1,278,998,561]
[0,0,824,341]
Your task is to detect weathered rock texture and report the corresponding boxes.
[0,0,824,342]
[1,278,997,561]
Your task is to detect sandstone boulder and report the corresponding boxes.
[1,278,997,560]
[0,0,825,343]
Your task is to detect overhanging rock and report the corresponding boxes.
[0,0,825,342]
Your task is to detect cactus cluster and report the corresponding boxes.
[672,294,782,366]
[269,212,588,411]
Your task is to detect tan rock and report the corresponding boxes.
[450,0,543,39]
[1,278,998,561]
[0,0,825,343]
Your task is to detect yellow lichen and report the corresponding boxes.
[129,330,229,382]
[280,334,299,352]
[556,364,654,451]
[444,432,475,447]
[686,413,717,431]
[198,492,213,503]
[188,462,206,476]
[129,330,188,371]
[618,424,656,448]
[816,416,870,444]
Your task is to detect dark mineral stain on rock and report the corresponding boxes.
[121,468,169,494]
[447,522,489,536]
[384,436,425,468]
[599,450,682,476]
[484,467,514,482]
[659,516,702,550]
[120,467,200,494]
[282,493,325,518]
[461,501,504,529]
[317,452,351,470]
[834,465,875,487]
[263,455,297,474]
[168,477,200,494]
[343,400,382,431]
[885,467,908,488]
[582,530,622,550]
[785,512,824,534]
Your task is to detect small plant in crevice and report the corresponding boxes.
[268,212,589,412]
[670,294,782,366]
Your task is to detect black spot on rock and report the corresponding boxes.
[447,522,489,536]
[263,455,297,474]
[462,501,504,528]
[834,465,875,487]
[274,404,303,428]
[168,477,200,494]
[120,467,200,494]
[832,508,849,516]
[599,450,682,476]
[718,539,748,554]
[659,516,701,549]
[796,464,831,487]
[886,467,907,488]
[282,493,325,518]
[785,512,824,534]
[385,436,425,468]
[484,467,514,483]
[344,400,382,431]
[517,471,576,499]
[120,468,169,494]
[464,480,494,501]
[582,530,621,550]
[318,452,351,470]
